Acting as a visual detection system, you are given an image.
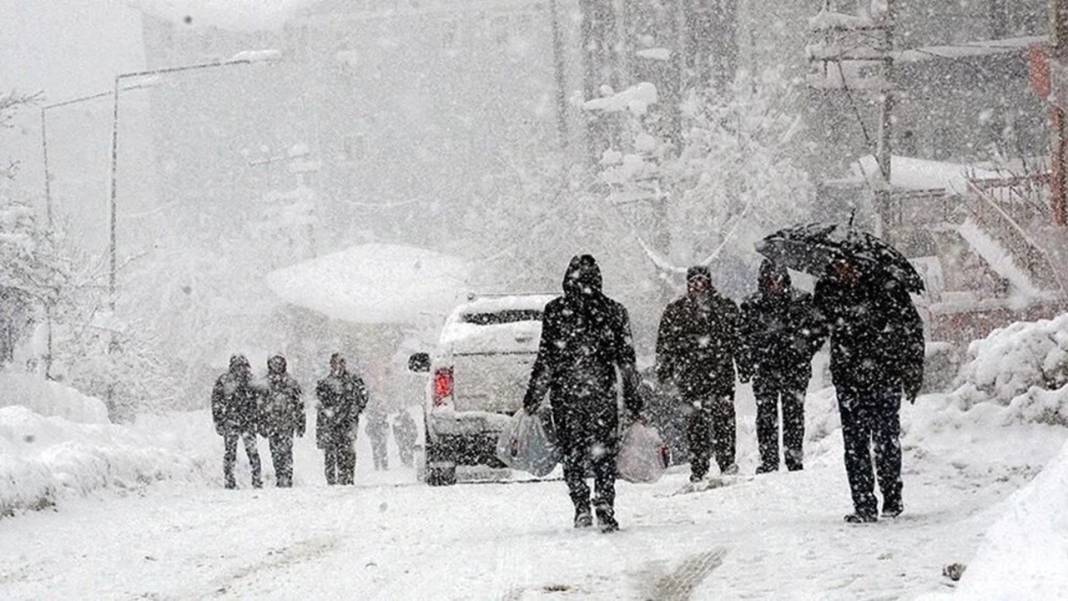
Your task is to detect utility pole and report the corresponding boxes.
[549,0,570,150]
[1049,0,1068,224]
[875,0,896,232]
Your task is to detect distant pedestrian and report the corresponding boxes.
[523,255,642,532]
[258,355,305,487]
[366,408,391,471]
[741,260,825,474]
[211,354,262,489]
[315,353,369,485]
[814,256,924,523]
[656,266,745,482]
[392,410,418,468]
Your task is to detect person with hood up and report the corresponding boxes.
[211,354,263,489]
[258,355,305,487]
[656,265,745,482]
[315,353,369,485]
[814,256,924,523]
[523,254,642,533]
[741,260,825,474]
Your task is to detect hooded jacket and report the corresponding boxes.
[212,354,259,433]
[656,271,745,399]
[813,265,925,397]
[523,255,641,443]
[258,355,305,437]
[315,366,369,448]
[740,261,825,385]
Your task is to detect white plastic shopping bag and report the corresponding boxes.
[616,422,670,484]
[496,410,561,477]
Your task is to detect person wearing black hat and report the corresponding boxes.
[258,355,305,487]
[741,260,825,474]
[211,354,263,489]
[316,353,369,485]
[656,265,745,482]
[523,254,642,532]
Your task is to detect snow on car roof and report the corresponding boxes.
[266,243,470,325]
[454,294,556,316]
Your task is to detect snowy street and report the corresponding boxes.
[2,392,1063,601]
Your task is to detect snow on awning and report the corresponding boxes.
[894,36,1045,64]
[266,243,470,325]
[853,155,999,193]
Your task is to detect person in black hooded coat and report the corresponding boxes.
[258,355,305,488]
[656,266,745,482]
[523,255,642,532]
[211,354,263,489]
[814,256,924,523]
[741,260,825,473]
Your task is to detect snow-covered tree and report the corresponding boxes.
[597,69,816,296]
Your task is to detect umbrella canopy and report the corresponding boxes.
[756,223,925,293]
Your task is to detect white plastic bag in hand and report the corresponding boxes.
[495,410,561,477]
[616,422,670,483]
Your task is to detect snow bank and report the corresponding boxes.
[920,440,1068,600]
[0,372,109,424]
[0,407,209,517]
[951,314,1068,426]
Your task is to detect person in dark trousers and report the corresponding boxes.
[392,410,418,468]
[258,355,305,487]
[211,354,262,489]
[524,254,642,533]
[315,353,369,485]
[814,256,924,523]
[656,265,746,482]
[366,408,390,471]
[741,260,825,474]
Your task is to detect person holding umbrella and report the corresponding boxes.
[759,223,925,523]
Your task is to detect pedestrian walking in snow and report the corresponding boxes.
[656,266,745,483]
[741,260,825,474]
[523,254,642,532]
[315,353,369,485]
[258,355,305,487]
[211,354,263,489]
[814,256,924,523]
[366,407,390,471]
[392,410,418,468]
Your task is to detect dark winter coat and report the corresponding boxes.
[523,255,641,449]
[258,373,305,438]
[656,289,745,399]
[315,370,369,448]
[813,269,925,397]
[740,262,825,387]
[212,368,259,434]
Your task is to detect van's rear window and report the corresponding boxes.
[461,310,542,325]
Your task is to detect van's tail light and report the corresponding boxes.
[432,367,454,406]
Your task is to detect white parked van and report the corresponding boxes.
[408,294,554,486]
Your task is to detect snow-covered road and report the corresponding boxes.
[0,432,1048,601]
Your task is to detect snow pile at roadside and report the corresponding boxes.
[0,372,109,424]
[919,440,1068,600]
[0,406,209,517]
[951,314,1068,426]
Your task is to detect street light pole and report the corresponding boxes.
[106,51,280,310]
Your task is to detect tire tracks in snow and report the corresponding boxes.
[643,547,727,601]
[206,536,340,598]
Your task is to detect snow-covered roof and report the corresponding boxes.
[582,82,658,115]
[266,243,470,325]
[853,155,999,193]
[895,36,1045,64]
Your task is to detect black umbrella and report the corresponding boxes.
[756,222,925,293]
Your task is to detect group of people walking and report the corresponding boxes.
[523,253,924,532]
[211,352,372,488]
